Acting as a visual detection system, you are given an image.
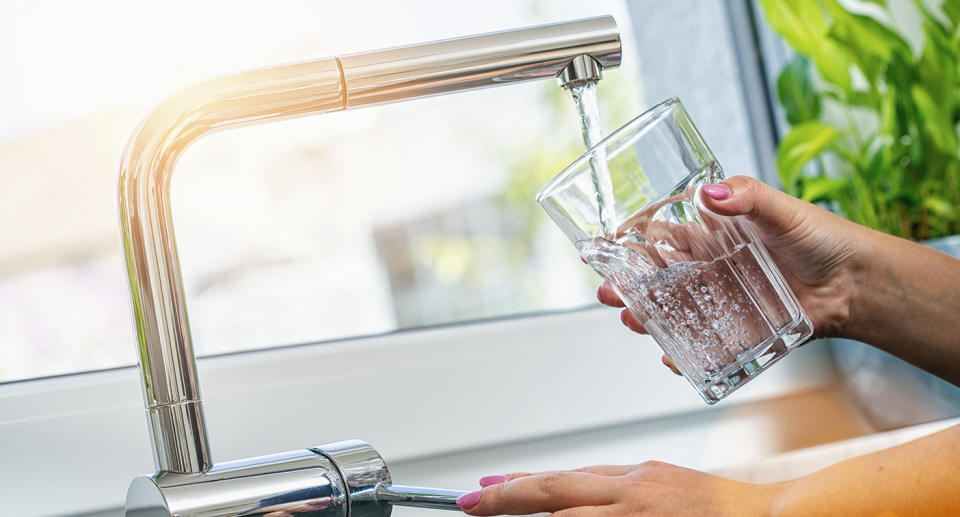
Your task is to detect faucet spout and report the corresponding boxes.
[119,15,620,477]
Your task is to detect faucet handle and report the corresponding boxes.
[314,441,470,512]
[368,484,469,511]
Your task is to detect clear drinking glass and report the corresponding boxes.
[537,98,813,404]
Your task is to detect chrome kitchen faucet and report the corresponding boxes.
[119,16,621,516]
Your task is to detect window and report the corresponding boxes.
[1,0,644,382]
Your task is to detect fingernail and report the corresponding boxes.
[457,490,483,510]
[596,285,604,301]
[479,474,508,487]
[702,183,731,200]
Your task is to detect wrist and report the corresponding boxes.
[766,477,837,517]
[839,225,931,345]
[831,224,887,342]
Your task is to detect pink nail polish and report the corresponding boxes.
[457,490,483,510]
[702,183,731,200]
[479,474,508,487]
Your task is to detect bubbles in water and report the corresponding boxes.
[575,174,793,377]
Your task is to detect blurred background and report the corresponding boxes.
[1,0,766,383]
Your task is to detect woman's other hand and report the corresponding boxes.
[457,462,775,517]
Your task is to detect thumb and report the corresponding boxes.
[699,175,802,233]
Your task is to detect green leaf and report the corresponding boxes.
[759,0,852,89]
[812,44,853,92]
[823,89,875,107]
[916,17,957,110]
[884,47,916,92]
[921,196,958,217]
[777,55,821,125]
[776,121,840,193]
[879,87,898,139]
[800,176,849,202]
[760,0,826,55]
[860,133,892,182]
[823,0,911,86]
[850,174,881,230]
[911,85,960,154]
[944,0,960,28]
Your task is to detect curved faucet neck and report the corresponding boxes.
[119,59,345,473]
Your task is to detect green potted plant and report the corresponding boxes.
[761,0,960,429]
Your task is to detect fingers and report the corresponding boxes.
[600,279,681,376]
[479,474,510,487]
[597,282,625,307]
[480,466,629,489]
[620,309,647,334]
[661,355,681,376]
[573,465,634,476]
[597,272,678,377]
[615,307,680,376]
[460,472,620,515]
[699,176,802,232]
[497,465,633,482]
[619,312,680,375]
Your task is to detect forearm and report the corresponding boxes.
[844,228,960,384]
[770,426,960,517]
[769,424,960,517]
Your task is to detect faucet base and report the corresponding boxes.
[126,440,390,517]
